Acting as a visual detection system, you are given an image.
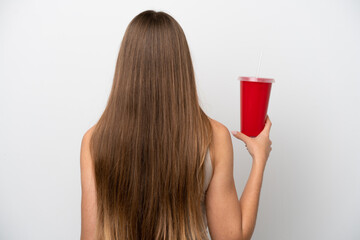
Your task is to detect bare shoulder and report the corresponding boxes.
[83,124,96,142]
[80,124,97,165]
[209,118,230,137]
[208,118,233,168]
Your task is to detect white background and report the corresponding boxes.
[1,0,359,239]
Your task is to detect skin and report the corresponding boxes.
[80,126,97,240]
[80,117,272,240]
[206,116,272,240]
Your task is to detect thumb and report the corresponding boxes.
[231,130,249,143]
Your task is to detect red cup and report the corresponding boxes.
[238,76,275,137]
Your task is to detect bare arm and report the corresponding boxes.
[205,122,243,240]
[80,127,97,240]
[206,119,269,240]
[239,161,266,240]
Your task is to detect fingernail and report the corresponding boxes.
[231,131,238,135]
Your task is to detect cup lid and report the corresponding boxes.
[238,76,275,83]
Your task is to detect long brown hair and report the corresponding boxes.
[89,10,213,239]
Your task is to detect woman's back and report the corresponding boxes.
[81,118,214,236]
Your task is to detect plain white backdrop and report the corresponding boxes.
[1,0,359,239]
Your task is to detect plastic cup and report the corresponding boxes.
[238,76,275,137]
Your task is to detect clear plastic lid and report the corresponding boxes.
[238,76,275,83]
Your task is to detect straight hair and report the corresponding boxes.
[89,10,213,239]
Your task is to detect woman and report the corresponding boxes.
[80,10,272,240]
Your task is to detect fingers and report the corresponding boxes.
[231,130,249,143]
[265,115,272,128]
[263,115,272,134]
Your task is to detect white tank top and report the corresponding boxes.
[201,147,213,230]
